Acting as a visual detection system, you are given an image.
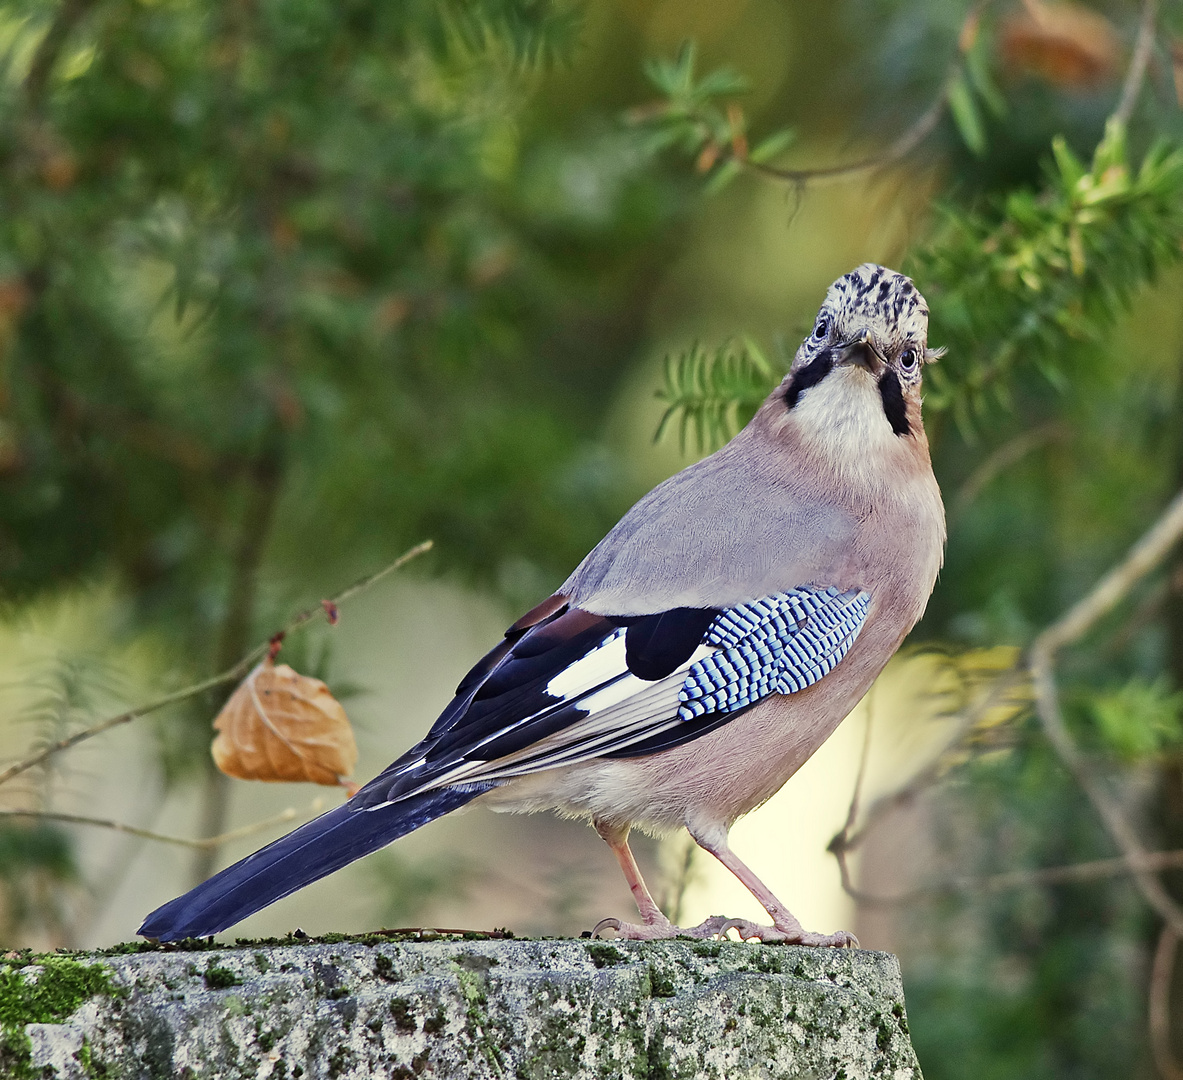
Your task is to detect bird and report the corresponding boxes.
[139,263,945,947]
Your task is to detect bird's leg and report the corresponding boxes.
[591,820,679,940]
[685,819,858,948]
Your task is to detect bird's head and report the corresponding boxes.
[771,264,942,451]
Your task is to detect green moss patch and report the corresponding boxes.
[0,956,121,1080]
[585,943,625,969]
[0,955,120,1026]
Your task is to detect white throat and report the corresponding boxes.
[794,366,894,454]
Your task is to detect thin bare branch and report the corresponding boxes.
[950,422,1065,523]
[1112,0,1160,129]
[744,84,950,188]
[1151,925,1183,1080]
[0,804,315,850]
[1031,654,1183,936]
[835,663,1026,854]
[839,486,1183,917]
[741,1,994,189]
[842,845,1183,907]
[1036,487,1183,655]
[1026,484,1183,936]
[0,540,433,791]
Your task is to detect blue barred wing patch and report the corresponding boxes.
[677,586,870,721]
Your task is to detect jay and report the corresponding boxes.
[140,263,945,947]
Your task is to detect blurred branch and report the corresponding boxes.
[744,79,952,188]
[1112,0,1159,129]
[740,1,993,187]
[191,427,287,885]
[950,421,1066,522]
[1150,925,1183,1080]
[836,487,1183,927]
[0,803,318,850]
[836,844,1183,907]
[24,0,99,108]
[832,663,1026,855]
[1030,485,1183,936]
[0,540,433,791]
[1031,658,1183,936]
[1034,486,1183,656]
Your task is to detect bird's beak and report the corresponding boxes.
[837,329,887,377]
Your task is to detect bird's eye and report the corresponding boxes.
[899,347,918,371]
[813,316,830,341]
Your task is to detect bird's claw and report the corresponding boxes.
[593,913,858,948]
[592,915,681,940]
[690,917,861,946]
[709,919,859,948]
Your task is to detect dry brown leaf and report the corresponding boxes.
[999,0,1121,89]
[212,659,358,789]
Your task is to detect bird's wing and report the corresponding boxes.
[352,585,870,810]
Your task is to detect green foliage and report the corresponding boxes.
[436,0,582,67]
[0,0,685,943]
[907,731,1150,1080]
[633,42,793,193]
[655,336,783,452]
[1086,676,1183,761]
[0,0,667,634]
[915,123,1183,434]
[947,72,987,159]
[946,27,1007,159]
[650,124,1183,451]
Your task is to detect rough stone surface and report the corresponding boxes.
[2,935,922,1079]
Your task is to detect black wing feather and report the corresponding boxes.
[621,607,720,680]
[357,599,717,804]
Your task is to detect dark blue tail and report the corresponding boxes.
[138,784,492,941]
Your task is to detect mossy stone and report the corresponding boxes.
[10,937,922,1079]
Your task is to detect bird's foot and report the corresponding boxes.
[593,914,857,947]
[698,916,859,948]
[592,914,681,940]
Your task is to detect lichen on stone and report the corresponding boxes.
[6,938,923,1079]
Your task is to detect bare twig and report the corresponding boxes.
[1031,658,1183,936]
[0,803,318,850]
[1112,0,1160,129]
[1151,924,1183,1080]
[741,1,995,189]
[0,540,433,791]
[838,486,1183,915]
[835,662,1026,855]
[1036,487,1183,655]
[744,84,950,188]
[842,846,1183,907]
[950,422,1065,522]
[1028,485,1183,937]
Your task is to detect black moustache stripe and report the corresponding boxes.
[878,370,910,436]
[783,351,834,410]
